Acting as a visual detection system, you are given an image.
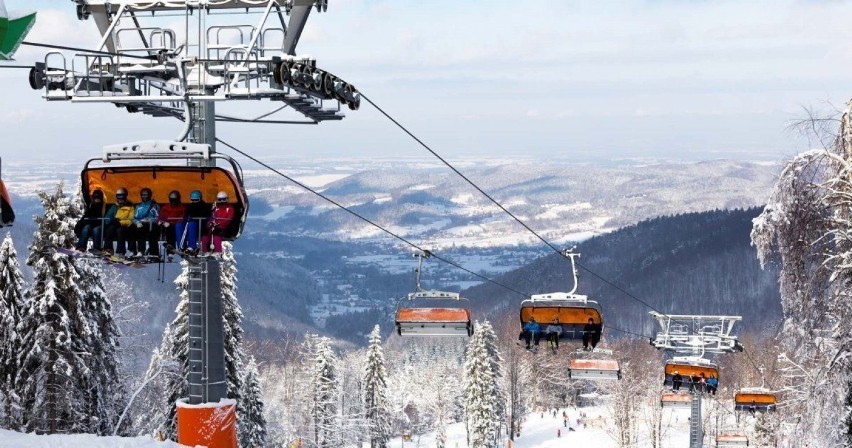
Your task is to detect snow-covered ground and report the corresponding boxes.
[0,429,187,448]
[379,405,695,448]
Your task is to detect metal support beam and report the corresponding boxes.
[186,258,227,405]
[690,389,703,448]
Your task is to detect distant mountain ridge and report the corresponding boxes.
[464,207,781,339]
[250,159,781,248]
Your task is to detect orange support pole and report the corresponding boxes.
[176,398,238,448]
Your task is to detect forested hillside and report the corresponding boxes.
[466,207,781,338]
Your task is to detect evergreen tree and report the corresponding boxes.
[145,261,190,440]
[363,325,390,448]
[310,335,339,448]
[239,356,267,448]
[75,256,124,435]
[0,234,25,430]
[16,183,91,434]
[221,243,246,408]
[144,245,250,441]
[464,322,500,448]
[478,320,506,433]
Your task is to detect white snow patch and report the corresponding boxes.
[535,202,594,220]
[0,429,188,448]
[409,184,435,191]
[295,173,350,188]
[377,404,694,448]
[256,205,296,220]
[451,193,474,205]
[503,198,528,207]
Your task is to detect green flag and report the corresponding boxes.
[0,1,36,61]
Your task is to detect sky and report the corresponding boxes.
[2,0,852,163]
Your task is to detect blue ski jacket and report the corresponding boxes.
[132,200,159,224]
[523,321,542,334]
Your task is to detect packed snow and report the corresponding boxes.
[0,430,187,448]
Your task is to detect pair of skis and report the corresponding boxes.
[55,247,150,269]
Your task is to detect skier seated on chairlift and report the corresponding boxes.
[103,187,135,256]
[519,317,542,350]
[671,370,683,391]
[158,190,186,254]
[545,318,562,349]
[132,187,160,257]
[706,375,718,396]
[582,318,601,351]
[177,190,208,254]
[689,373,703,393]
[200,191,235,254]
[75,189,106,252]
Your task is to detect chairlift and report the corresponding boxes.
[394,251,473,337]
[734,387,777,413]
[520,249,620,379]
[699,324,722,335]
[716,434,749,447]
[80,141,249,240]
[660,393,691,409]
[568,358,621,381]
[663,356,719,389]
[670,323,689,335]
[519,250,603,342]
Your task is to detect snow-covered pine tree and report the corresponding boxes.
[75,256,124,436]
[363,325,390,448]
[478,320,506,441]
[310,335,339,448]
[239,356,267,448]
[220,242,246,417]
[464,322,499,448]
[752,104,852,445]
[16,183,91,434]
[0,234,25,430]
[144,261,190,440]
[142,244,250,441]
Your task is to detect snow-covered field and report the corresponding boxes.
[378,405,696,448]
[0,430,186,448]
[0,404,732,448]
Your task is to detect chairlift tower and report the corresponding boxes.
[649,312,743,448]
[28,2,360,446]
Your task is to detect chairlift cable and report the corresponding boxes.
[605,324,654,340]
[215,137,532,300]
[362,94,664,315]
[740,344,778,391]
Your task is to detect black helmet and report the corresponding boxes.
[168,190,181,204]
[140,187,153,199]
[91,190,104,201]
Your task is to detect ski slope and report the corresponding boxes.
[382,405,694,448]
[0,404,729,447]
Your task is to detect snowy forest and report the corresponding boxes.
[1,114,852,445]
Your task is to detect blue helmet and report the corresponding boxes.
[190,190,202,201]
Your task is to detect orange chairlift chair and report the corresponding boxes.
[395,251,473,337]
[520,249,620,380]
[716,433,749,447]
[734,388,777,413]
[80,140,249,241]
[660,356,719,408]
